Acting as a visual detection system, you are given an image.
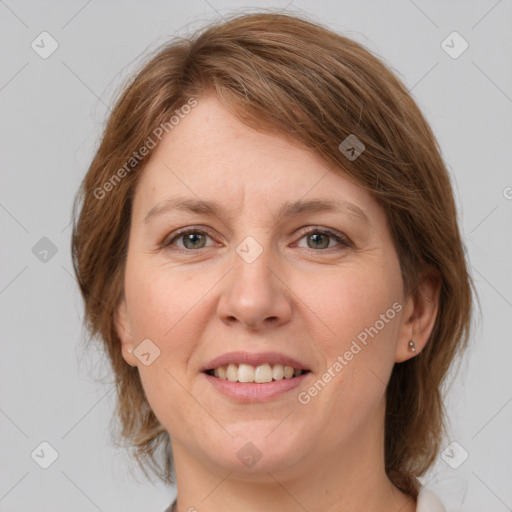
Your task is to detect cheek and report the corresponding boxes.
[308,265,402,350]
[306,259,402,409]
[123,263,207,430]
[124,258,203,342]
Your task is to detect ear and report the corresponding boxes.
[395,271,441,362]
[114,295,138,367]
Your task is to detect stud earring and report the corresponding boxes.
[408,340,416,353]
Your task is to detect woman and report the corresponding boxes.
[72,12,473,512]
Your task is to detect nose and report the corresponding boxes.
[217,242,293,331]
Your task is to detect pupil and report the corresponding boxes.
[309,233,328,249]
[184,233,205,249]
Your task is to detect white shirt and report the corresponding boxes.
[416,487,447,512]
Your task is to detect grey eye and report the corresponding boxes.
[180,232,208,249]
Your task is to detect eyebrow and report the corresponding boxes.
[143,196,371,226]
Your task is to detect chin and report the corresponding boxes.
[203,429,309,475]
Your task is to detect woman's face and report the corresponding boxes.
[116,95,417,479]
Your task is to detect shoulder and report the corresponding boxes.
[416,487,447,512]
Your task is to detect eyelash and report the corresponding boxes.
[161,226,352,254]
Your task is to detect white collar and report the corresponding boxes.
[165,487,447,512]
[416,487,447,512]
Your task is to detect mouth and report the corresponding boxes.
[204,363,311,383]
[202,365,312,402]
[200,351,312,401]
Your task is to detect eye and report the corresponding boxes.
[161,226,352,253]
[163,228,215,251]
[295,227,351,251]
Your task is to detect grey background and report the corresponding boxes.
[1,1,511,511]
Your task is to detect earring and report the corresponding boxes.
[408,340,416,353]
[127,347,133,354]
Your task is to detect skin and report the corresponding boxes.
[115,95,439,512]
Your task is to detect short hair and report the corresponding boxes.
[71,11,473,496]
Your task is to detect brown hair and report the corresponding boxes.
[71,11,473,496]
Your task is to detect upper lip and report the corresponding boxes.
[201,351,310,372]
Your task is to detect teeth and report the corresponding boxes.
[284,366,294,379]
[209,363,306,383]
[238,364,254,383]
[226,363,238,382]
[272,364,284,380]
[254,363,273,383]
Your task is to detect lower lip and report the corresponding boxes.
[202,372,311,402]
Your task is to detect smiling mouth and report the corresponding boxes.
[204,363,311,383]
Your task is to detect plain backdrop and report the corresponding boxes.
[1,1,511,511]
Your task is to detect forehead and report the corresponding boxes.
[132,96,381,223]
